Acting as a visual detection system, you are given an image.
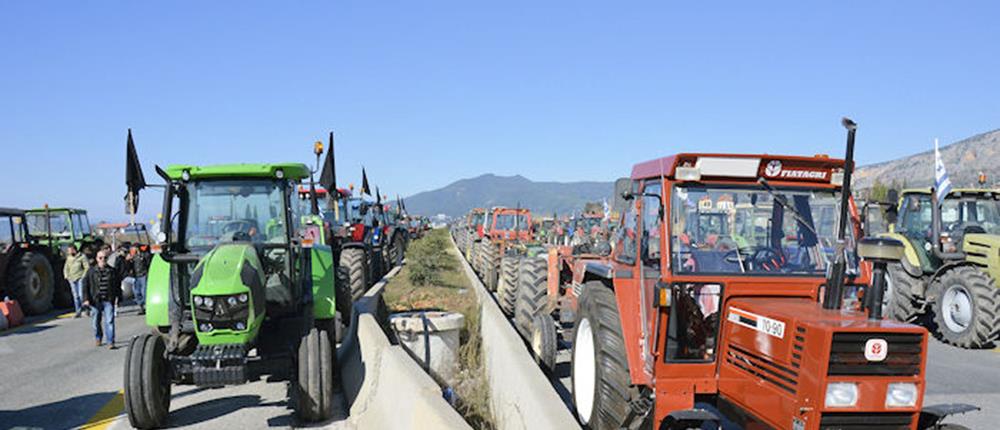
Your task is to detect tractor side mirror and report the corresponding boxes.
[622,190,634,201]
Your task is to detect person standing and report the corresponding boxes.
[84,250,122,349]
[62,245,90,318]
[128,245,149,314]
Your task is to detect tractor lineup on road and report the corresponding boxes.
[452,119,984,430]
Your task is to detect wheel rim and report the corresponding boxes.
[941,285,973,333]
[573,317,596,425]
[28,269,42,298]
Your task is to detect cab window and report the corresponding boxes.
[640,181,663,268]
[615,190,639,265]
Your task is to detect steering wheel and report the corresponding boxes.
[723,246,785,271]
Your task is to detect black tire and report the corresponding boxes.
[124,334,171,429]
[532,313,557,372]
[515,257,548,338]
[392,235,405,267]
[340,248,368,301]
[481,240,500,291]
[571,283,631,429]
[294,327,335,422]
[930,266,1000,348]
[6,252,55,315]
[885,263,924,323]
[497,256,521,316]
[334,265,352,343]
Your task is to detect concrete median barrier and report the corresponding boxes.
[450,237,581,430]
[334,265,471,430]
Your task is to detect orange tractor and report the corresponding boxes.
[474,207,533,295]
[557,120,977,429]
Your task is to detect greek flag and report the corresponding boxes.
[934,138,952,203]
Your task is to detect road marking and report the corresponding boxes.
[0,311,74,336]
[80,390,124,430]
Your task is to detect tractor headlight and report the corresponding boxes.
[193,296,204,306]
[203,296,214,308]
[227,296,238,306]
[199,323,213,332]
[238,293,248,303]
[886,383,918,408]
[825,382,858,408]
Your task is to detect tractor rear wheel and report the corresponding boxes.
[514,257,548,338]
[497,256,521,316]
[340,248,368,301]
[481,240,500,291]
[334,265,352,343]
[6,252,55,315]
[931,266,1000,348]
[532,313,557,372]
[392,235,405,267]
[572,283,630,429]
[294,327,336,422]
[885,263,923,323]
[124,333,171,429]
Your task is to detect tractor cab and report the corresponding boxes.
[488,207,532,242]
[125,160,341,428]
[24,207,103,260]
[569,142,975,429]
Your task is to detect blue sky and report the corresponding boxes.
[2,1,998,221]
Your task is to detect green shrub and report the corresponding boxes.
[407,232,453,286]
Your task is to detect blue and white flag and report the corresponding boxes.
[934,138,952,204]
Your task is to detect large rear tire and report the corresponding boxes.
[885,263,923,323]
[294,327,336,422]
[514,257,548,338]
[340,248,368,301]
[6,252,55,315]
[572,284,631,429]
[532,313,557,373]
[497,256,521,316]
[124,334,171,429]
[931,266,1000,348]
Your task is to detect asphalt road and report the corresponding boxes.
[0,305,350,430]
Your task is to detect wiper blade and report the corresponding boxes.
[756,178,822,241]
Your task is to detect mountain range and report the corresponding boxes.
[406,128,1000,217]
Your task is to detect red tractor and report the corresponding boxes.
[563,121,976,429]
[475,207,532,293]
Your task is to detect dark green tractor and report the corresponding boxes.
[123,158,343,428]
[879,188,1000,348]
[0,208,58,315]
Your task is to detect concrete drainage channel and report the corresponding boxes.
[333,264,471,429]
[447,237,581,430]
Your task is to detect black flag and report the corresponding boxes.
[319,132,336,193]
[125,129,146,215]
[361,168,371,196]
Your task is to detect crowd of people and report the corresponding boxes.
[63,243,150,349]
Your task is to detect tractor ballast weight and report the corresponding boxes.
[876,187,1000,348]
[123,149,342,428]
[565,120,976,430]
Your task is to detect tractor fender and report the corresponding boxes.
[962,233,1000,281]
[919,403,980,429]
[583,261,613,281]
[881,232,924,277]
[145,255,171,328]
[310,245,337,321]
[926,261,991,301]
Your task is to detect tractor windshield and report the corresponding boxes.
[26,212,73,238]
[494,214,528,231]
[941,195,1000,235]
[672,185,854,275]
[185,180,287,250]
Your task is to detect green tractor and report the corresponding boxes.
[24,207,104,260]
[879,187,1000,348]
[122,157,343,428]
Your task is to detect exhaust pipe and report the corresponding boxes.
[824,117,857,310]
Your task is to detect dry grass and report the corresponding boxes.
[383,228,494,429]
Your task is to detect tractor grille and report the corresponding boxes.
[819,412,914,430]
[828,332,922,376]
[725,343,799,395]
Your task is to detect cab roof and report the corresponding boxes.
[901,187,1000,197]
[164,163,310,181]
[25,207,89,214]
[0,207,25,216]
[631,153,845,184]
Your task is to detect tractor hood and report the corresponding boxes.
[190,243,266,344]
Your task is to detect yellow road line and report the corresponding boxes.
[79,390,124,430]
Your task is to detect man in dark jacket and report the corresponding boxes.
[127,245,150,314]
[84,249,123,349]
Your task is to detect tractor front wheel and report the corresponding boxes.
[6,252,55,315]
[532,313,557,373]
[514,257,548,338]
[931,266,1000,349]
[294,327,336,422]
[124,334,171,429]
[885,263,924,323]
[497,256,521,316]
[572,283,631,429]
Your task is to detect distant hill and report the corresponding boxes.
[404,174,614,218]
[854,129,1000,190]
